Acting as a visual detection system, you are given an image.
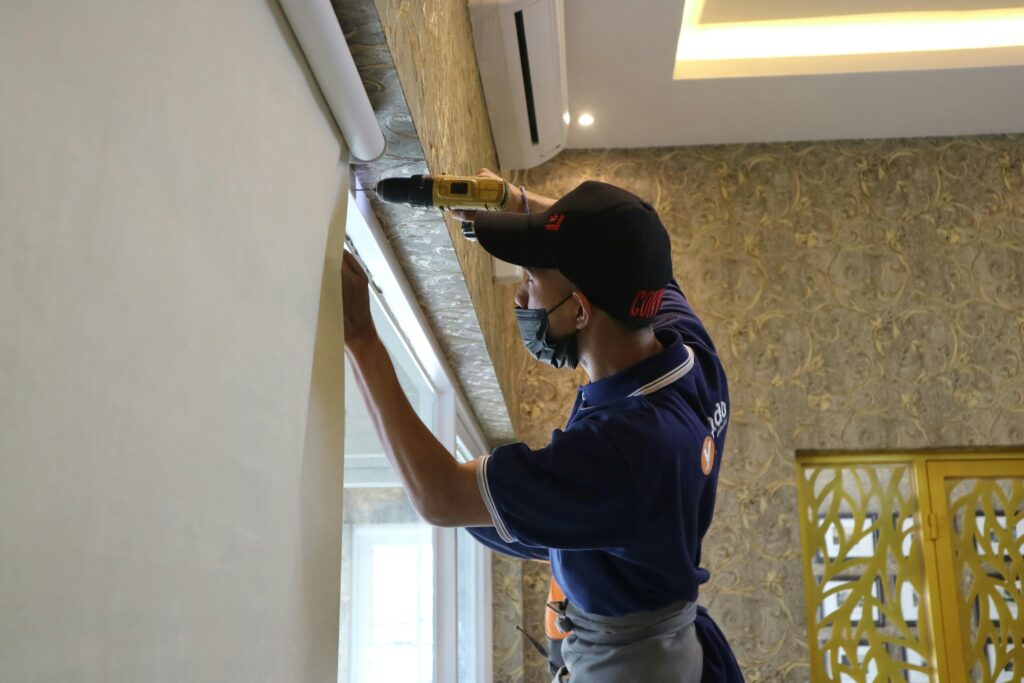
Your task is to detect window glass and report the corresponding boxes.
[349,524,433,683]
[340,293,436,683]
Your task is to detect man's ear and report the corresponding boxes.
[572,291,592,330]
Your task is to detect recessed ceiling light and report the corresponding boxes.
[577,113,595,126]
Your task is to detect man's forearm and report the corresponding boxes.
[525,189,557,213]
[345,334,456,520]
[507,184,557,214]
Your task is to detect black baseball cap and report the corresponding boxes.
[473,180,673,327]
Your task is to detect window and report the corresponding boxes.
[454,434,491,683]
[339,187,492,683]
[340,289,437,683]
[349,523,433,682]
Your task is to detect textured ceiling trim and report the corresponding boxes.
[331,0,515,446]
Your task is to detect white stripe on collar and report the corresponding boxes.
[627,344,695,397]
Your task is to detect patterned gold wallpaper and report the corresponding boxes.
[369,3,1024,682]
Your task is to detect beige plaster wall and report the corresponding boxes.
[0,1,349,680]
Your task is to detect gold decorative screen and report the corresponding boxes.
[928,461,1024,683]
[797,452,1023,683]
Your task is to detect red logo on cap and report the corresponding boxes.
[630,288,665,319]
[545,213,566,232]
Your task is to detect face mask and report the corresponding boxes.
[515,291,579,370]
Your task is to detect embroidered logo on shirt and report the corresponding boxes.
[701,436,715,475]
[708,400,728,439]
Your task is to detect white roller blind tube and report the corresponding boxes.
[279,0,386,162]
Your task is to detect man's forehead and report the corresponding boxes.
[525,266,563,280]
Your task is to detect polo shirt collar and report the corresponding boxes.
[578,327,695,408]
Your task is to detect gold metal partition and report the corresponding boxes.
[796,452,1023,683]
[927,460,1024,683]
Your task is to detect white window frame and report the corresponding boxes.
[345,175,493,683]
[454,419,493,683]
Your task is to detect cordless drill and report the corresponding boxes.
[373,174,511,240]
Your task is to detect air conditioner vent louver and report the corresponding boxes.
[513,10,540,145]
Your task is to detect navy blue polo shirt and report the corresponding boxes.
[467,278,730,618]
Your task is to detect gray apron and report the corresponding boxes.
[547,598,703,682]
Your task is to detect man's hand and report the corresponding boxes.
[449,168,525,226]
[341,249,378,349]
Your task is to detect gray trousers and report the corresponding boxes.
[548,599,703,682]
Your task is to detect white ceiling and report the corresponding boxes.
[563,0,1024,148]
[700,0,1023,23]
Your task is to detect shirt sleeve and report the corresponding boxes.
[476,417,638,550]
[655,278,718,354]
[464,526,549,561]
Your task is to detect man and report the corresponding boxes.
[341,171,743,682]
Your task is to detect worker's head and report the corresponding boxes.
[474,181,673,370]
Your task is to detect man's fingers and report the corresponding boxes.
[450,208,479,222]
[341,248,357,272]
[341,248,369,282]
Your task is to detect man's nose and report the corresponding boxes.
[514,282,528,309]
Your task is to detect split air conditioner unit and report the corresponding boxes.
[469,0,569,171]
